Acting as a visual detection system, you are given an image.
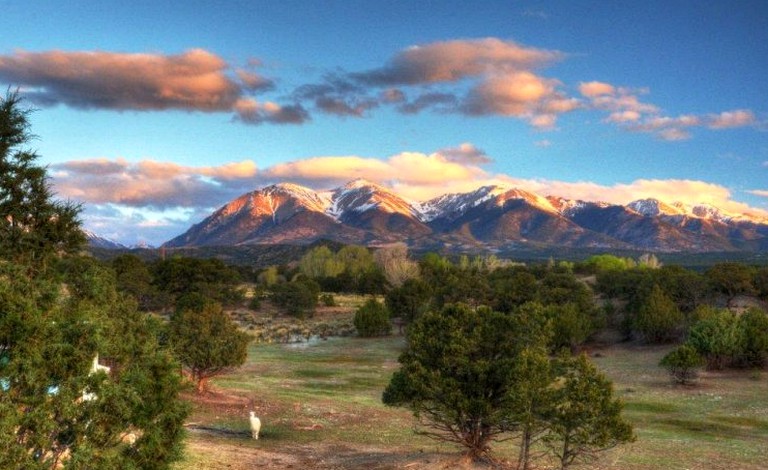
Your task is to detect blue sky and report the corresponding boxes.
[1,0,766,245]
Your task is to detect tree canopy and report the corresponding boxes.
[169,299,251,393]
[0,94,187,469]
[0,92,84,272]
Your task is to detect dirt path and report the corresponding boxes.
[185,431,506,470]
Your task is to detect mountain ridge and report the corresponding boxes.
[162,180,768,253]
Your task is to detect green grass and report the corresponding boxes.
[175,338,768,470]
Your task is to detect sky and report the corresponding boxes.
[1,0,767,246]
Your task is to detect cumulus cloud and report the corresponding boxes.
[351,38,562,86]
[52,158,258,209]
[578,81,615,97]
[0,49,241,111]
[0,48,309,126]
[707,109,756,129]
[290,38,576,127]
[579,78,760,141]
[236,69,275,93]
[261,151,486,189]
[434,143,492,165]
[397,92,458,114]
[233,98,309,124]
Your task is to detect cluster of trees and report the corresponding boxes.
[584,255,768,384]
[112,254,244,311]
[110,254,252,393]
[661,306,768,383]
[593,259,768,344]
[0,93,188,469]
[384,303,634,468]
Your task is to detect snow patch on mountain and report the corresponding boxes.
[628,198,687,217]
[328,179,422,219]
[419,185,510,221]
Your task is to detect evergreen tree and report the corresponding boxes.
[634,284,683,343]
[353,298,391,337]
[659,344,705,385]
[0,92,84,273]
[543,354,635,470]
[168,300,251,394]
[385,278,432,324]
[0,261,189,469]
[686,308,742,370]
[737,308,768,368]
[383,304,523,461]
[0,94,187,469]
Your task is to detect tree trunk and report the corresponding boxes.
[196,375,208,394]
[517,427,532,470]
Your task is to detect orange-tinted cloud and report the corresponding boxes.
[52,158,258,208]
[578,81,615,97]
[0,48,307,126]
[707,110,756,129]
[435,143,492,165]
[579,78,760,141]
[233,98,309,124]
[261,151,486,189]
[352,38,562,86]
[0,49,240,110]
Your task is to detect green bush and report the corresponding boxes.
[634,284,683,343]
[270,278,321,318]
[737,308,768,368]
[687,308,742,370]
[660,344,705,385]
[353,298,391,337]
[320,293,336,307]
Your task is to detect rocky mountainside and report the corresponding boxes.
[163,179,768,253]
[84,230,128,250]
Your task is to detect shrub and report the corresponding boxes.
[353,298,391,337]
[320,293,336,307]
[634,284,683,343]
[270,278,320,318]
[737,308,768,368]
[687,308,742,370]
[660,344,705,385]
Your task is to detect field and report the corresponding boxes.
[171,328,768,470]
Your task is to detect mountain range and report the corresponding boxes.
[162,179,768,253]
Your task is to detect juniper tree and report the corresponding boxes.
[0,94,187,469]
[0,91,84,273]
[383,303,553,462]
[168,299,251,393]
[543,354,635,470]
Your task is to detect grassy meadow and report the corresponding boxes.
[172,328,768,470]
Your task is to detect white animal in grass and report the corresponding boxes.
[249,411,261,440]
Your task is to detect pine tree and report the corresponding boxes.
[0,94,187,469]
[543,354,635,469]
[634,284,683,343]
[0,92,84,273]
[169,300,251,393]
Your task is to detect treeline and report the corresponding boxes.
[588,258,768,374]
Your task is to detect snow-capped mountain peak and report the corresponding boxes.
[420,185,512,222]
[329,179,420,219]
[495,187,559,214]
[628,198,686,217]
[163,179,768,252]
